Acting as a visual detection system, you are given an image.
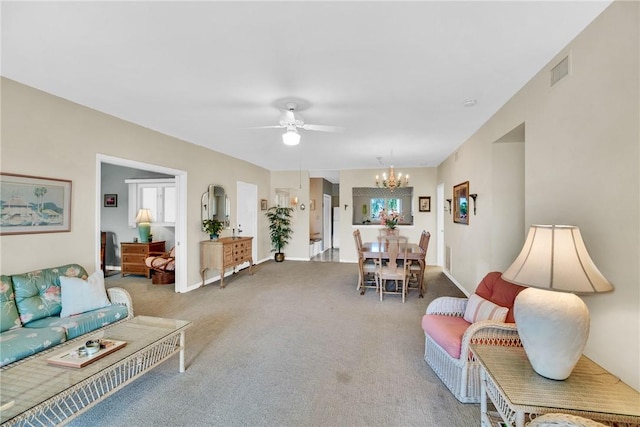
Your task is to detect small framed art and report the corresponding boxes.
[104,194,118,207]
[260,199,268,211]
[419,196,431,212]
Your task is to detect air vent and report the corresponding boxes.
[551,55,569,86]
[446,246,452,273]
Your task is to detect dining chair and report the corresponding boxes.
[375,235,409,302]
[353,230,377,295]
[409,231,430,291]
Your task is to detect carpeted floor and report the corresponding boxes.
[69,261,478,427]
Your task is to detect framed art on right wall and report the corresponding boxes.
[419,196,431,212]
[453,181,469,225]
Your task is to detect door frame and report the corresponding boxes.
[236,181,258,265]
[437,182,444,267]
[96,154,188,292]
[323,194,332,251]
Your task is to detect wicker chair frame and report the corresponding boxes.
[526,413,607,427]
[423,296,521,403]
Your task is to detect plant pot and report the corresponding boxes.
[274,252,285,262]
[381,228,400,236]
[210,234,219,240]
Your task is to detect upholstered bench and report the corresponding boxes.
[421,271,525,403]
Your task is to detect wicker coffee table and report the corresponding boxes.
[0,316,191,426]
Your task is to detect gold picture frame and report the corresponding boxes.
[453,181,469,225]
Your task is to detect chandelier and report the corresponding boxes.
[376,165,408,192]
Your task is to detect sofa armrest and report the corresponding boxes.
[460,320,521,361]
[425,296,468,316]
[106,287,134,319]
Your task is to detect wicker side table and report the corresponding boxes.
[471,344,640,427]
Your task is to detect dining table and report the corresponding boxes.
[360,240,427,298]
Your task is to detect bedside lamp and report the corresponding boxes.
[135,208,154,243]
[502,225,613,380]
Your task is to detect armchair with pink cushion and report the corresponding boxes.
[421,271,526,403]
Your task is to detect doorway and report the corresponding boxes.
[236,181,258,266]
[437,182,444,267]
[96,154,188,293]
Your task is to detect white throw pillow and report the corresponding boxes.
[60,270,111,317]
[463,293,508,323]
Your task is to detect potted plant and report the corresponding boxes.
[265,206,294,262]
[203,218,224,240]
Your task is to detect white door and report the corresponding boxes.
[237,181,258,266]
[323,194,331,251]
[437,182,444,267]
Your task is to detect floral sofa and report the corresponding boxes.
[0,263,133,367]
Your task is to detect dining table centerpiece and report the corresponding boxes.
[379,208,402,235]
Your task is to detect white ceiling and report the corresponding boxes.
[1,1,612,183]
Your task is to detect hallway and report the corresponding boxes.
[310,248,339,262]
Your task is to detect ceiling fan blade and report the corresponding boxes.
[246,125,285,130]
[301,124,344,132]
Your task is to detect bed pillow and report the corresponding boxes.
[463,293,508,323]
[59,270,111,317]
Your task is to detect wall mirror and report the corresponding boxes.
[201,185,230,230]
[453,181,469,225]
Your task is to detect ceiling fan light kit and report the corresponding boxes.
[282,129,301,146]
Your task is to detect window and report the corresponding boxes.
[126,178,176,227]
[370,198,402,220]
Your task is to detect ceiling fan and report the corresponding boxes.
[254,102,343,146]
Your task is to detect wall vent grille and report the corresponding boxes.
[551,55,569,86]
[445,246,452,273]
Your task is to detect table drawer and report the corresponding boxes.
[122,254,146,263]
[122,245,150,255]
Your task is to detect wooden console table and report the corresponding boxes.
[471,344,640,427]
[200,237,253,288]
[121,241,165,278]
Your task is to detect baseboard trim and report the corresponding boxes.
[443,269,470,297]
[187,258,271,291]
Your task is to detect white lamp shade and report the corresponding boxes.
[135,208,154,224]
[503,224,613,380]
[502,225,613,294]
[282,130,300,146]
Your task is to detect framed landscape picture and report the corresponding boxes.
[453,181,469,225]
[0,173,72,235]
[419,196,431,212]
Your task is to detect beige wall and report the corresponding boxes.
[438,1,639,389]
[270,170,310,260]
[1,78,272,289]
[339,167,439,265]
[309,178,323,238]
